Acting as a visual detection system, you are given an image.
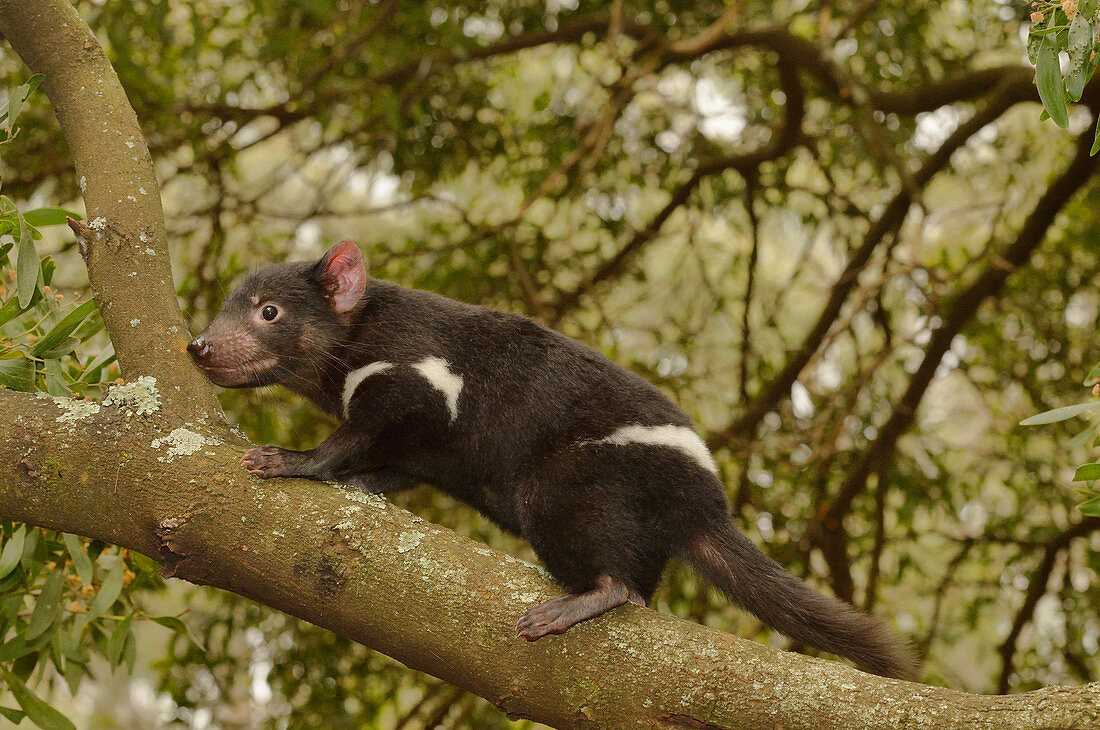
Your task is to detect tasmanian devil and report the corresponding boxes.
[188,240,916,678]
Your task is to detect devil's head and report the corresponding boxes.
[188,240,366,388]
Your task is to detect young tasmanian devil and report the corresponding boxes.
[188,240,916,678]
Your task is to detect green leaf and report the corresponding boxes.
[149,615,204,650]
[16,211,37,309]
[20,526,39,569]
[0,666,76,730]
[0,526,25,579]
[2,74,45,131]
[42,359,67,398]
[1027,30,1042,65]
[79,342,115,383]
[1092,118,1100,156]
[31,300,98,357]
[0,706,26,724]
[1082,0,1098,17]
[0,356,35,392]
[1069,423,1098,448]
[39,255,54,288]
[1036,34,1070,129]
[1073,463,1100,481]
[1065,15,1094,101]
[85,560,124,622]
[106,613,133,667]
[24,567,63,641]
[0,632,52,662]
[123,632,136,673]
[21,208,81,228]
[38,337,80,360]
[0,296,25,328]
[1020,401,1100,425]
[1078,495,1100,516]
[62,534,93,585]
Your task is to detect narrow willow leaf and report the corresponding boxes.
[0,667,76,730]
[1073,463,1100,481]
[62,659,84,697]
[0,356,35,392]
[62,534,93,585]
[85,561,124,622]
[79,342,115,383]
[16,212,37,309]
[31,300,98,357]
[123,632,136,673]
[106,614,133,667]
[20,526,39,568]
[149,615,204,650]
[1020,401,1100,425]
[0,296,25,328]
[0,706,26,724]
[1036,34,1070,128]
[0,631,52,662]
[21,208,81,228]
[1079,495,1100,516]
[25,567,63,641]
[2,75,44,131]
[0,527,24,579]
[42,360,69,398]
[1065,15,1094,101]
[1092,119,1100,156]
[1069,423,1098,448]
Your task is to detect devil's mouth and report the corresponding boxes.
[197,358,279,386]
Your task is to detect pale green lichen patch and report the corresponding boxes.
[48,396,101,426]
[336,484,387,509]
[150,427,208,461]
[397,530,425,553]
[103,375,161,415]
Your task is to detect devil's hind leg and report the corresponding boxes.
[514,448,683,640]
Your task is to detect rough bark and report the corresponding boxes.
[1,389,1098,730]
[0,1,1097,728]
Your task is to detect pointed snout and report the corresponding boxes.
[188,336,212,362]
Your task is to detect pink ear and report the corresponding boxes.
[319,241,366,313]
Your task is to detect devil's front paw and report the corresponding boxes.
[242,445,301,478]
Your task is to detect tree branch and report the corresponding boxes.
[0,388,1097,729]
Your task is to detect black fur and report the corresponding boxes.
[189,244,917,678]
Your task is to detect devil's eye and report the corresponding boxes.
[261,305,279,321]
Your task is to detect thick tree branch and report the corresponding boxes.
[0,388,1097,729]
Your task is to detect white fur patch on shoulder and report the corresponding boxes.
[412,356,464,421]
[595,424,717,473]
[343,361,394,417]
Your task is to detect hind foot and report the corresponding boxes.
[516,575,643,640]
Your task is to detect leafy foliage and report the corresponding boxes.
[1021,361,1100,515]
[1028,1,1100,151]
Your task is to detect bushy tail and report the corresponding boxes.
[685,524,917,679]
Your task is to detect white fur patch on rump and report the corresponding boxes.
[594,424,717,473]
[342,361,394,417]
[412,356,464,421]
